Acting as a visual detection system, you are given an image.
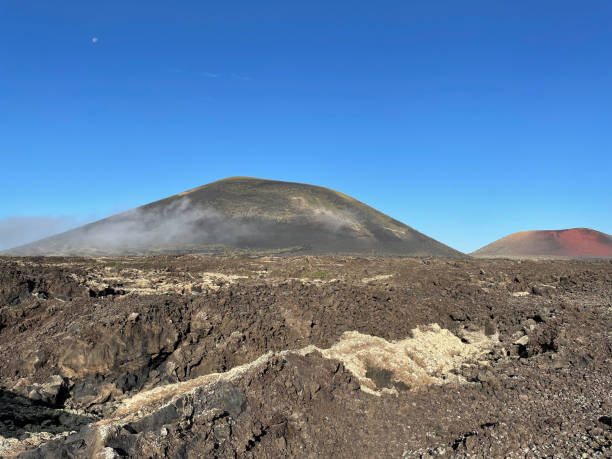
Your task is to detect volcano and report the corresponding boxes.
[472,228,612,259]
[4,177,463,257]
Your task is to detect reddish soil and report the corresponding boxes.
[473,228,612,258]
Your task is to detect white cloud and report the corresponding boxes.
[91,37,99,43]
[231,73,252,81]
[0,216,85,251]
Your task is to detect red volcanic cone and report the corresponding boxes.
[473,228,612,258]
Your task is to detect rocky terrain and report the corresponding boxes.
[0,255,610,457]
[3,177,462,258]
[473,228,612,259]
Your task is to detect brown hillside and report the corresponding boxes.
[4,177,463,257]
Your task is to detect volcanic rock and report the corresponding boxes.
[0,256,610,457]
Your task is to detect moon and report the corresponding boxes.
[91,37,99,43]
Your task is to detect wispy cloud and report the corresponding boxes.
[231,73,252,81]
[6,198,263,255]
[69,197,258,251]
[199,71,253,81]
[0,216,89,251]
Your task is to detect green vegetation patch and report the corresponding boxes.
[305,270,329,279]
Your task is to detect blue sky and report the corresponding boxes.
[1,0,611,252]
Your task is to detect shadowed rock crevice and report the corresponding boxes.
[0,389,96,439]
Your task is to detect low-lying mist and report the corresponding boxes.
[5,196,375,254]
[41,198,259,251]
[0,216,86,251]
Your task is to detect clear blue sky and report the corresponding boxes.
[1,0,611,252]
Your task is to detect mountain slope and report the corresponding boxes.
[472,228,612,258]
[4,177,463,257]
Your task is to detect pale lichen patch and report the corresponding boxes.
[361,274,394,283]
[320,324,498,395]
